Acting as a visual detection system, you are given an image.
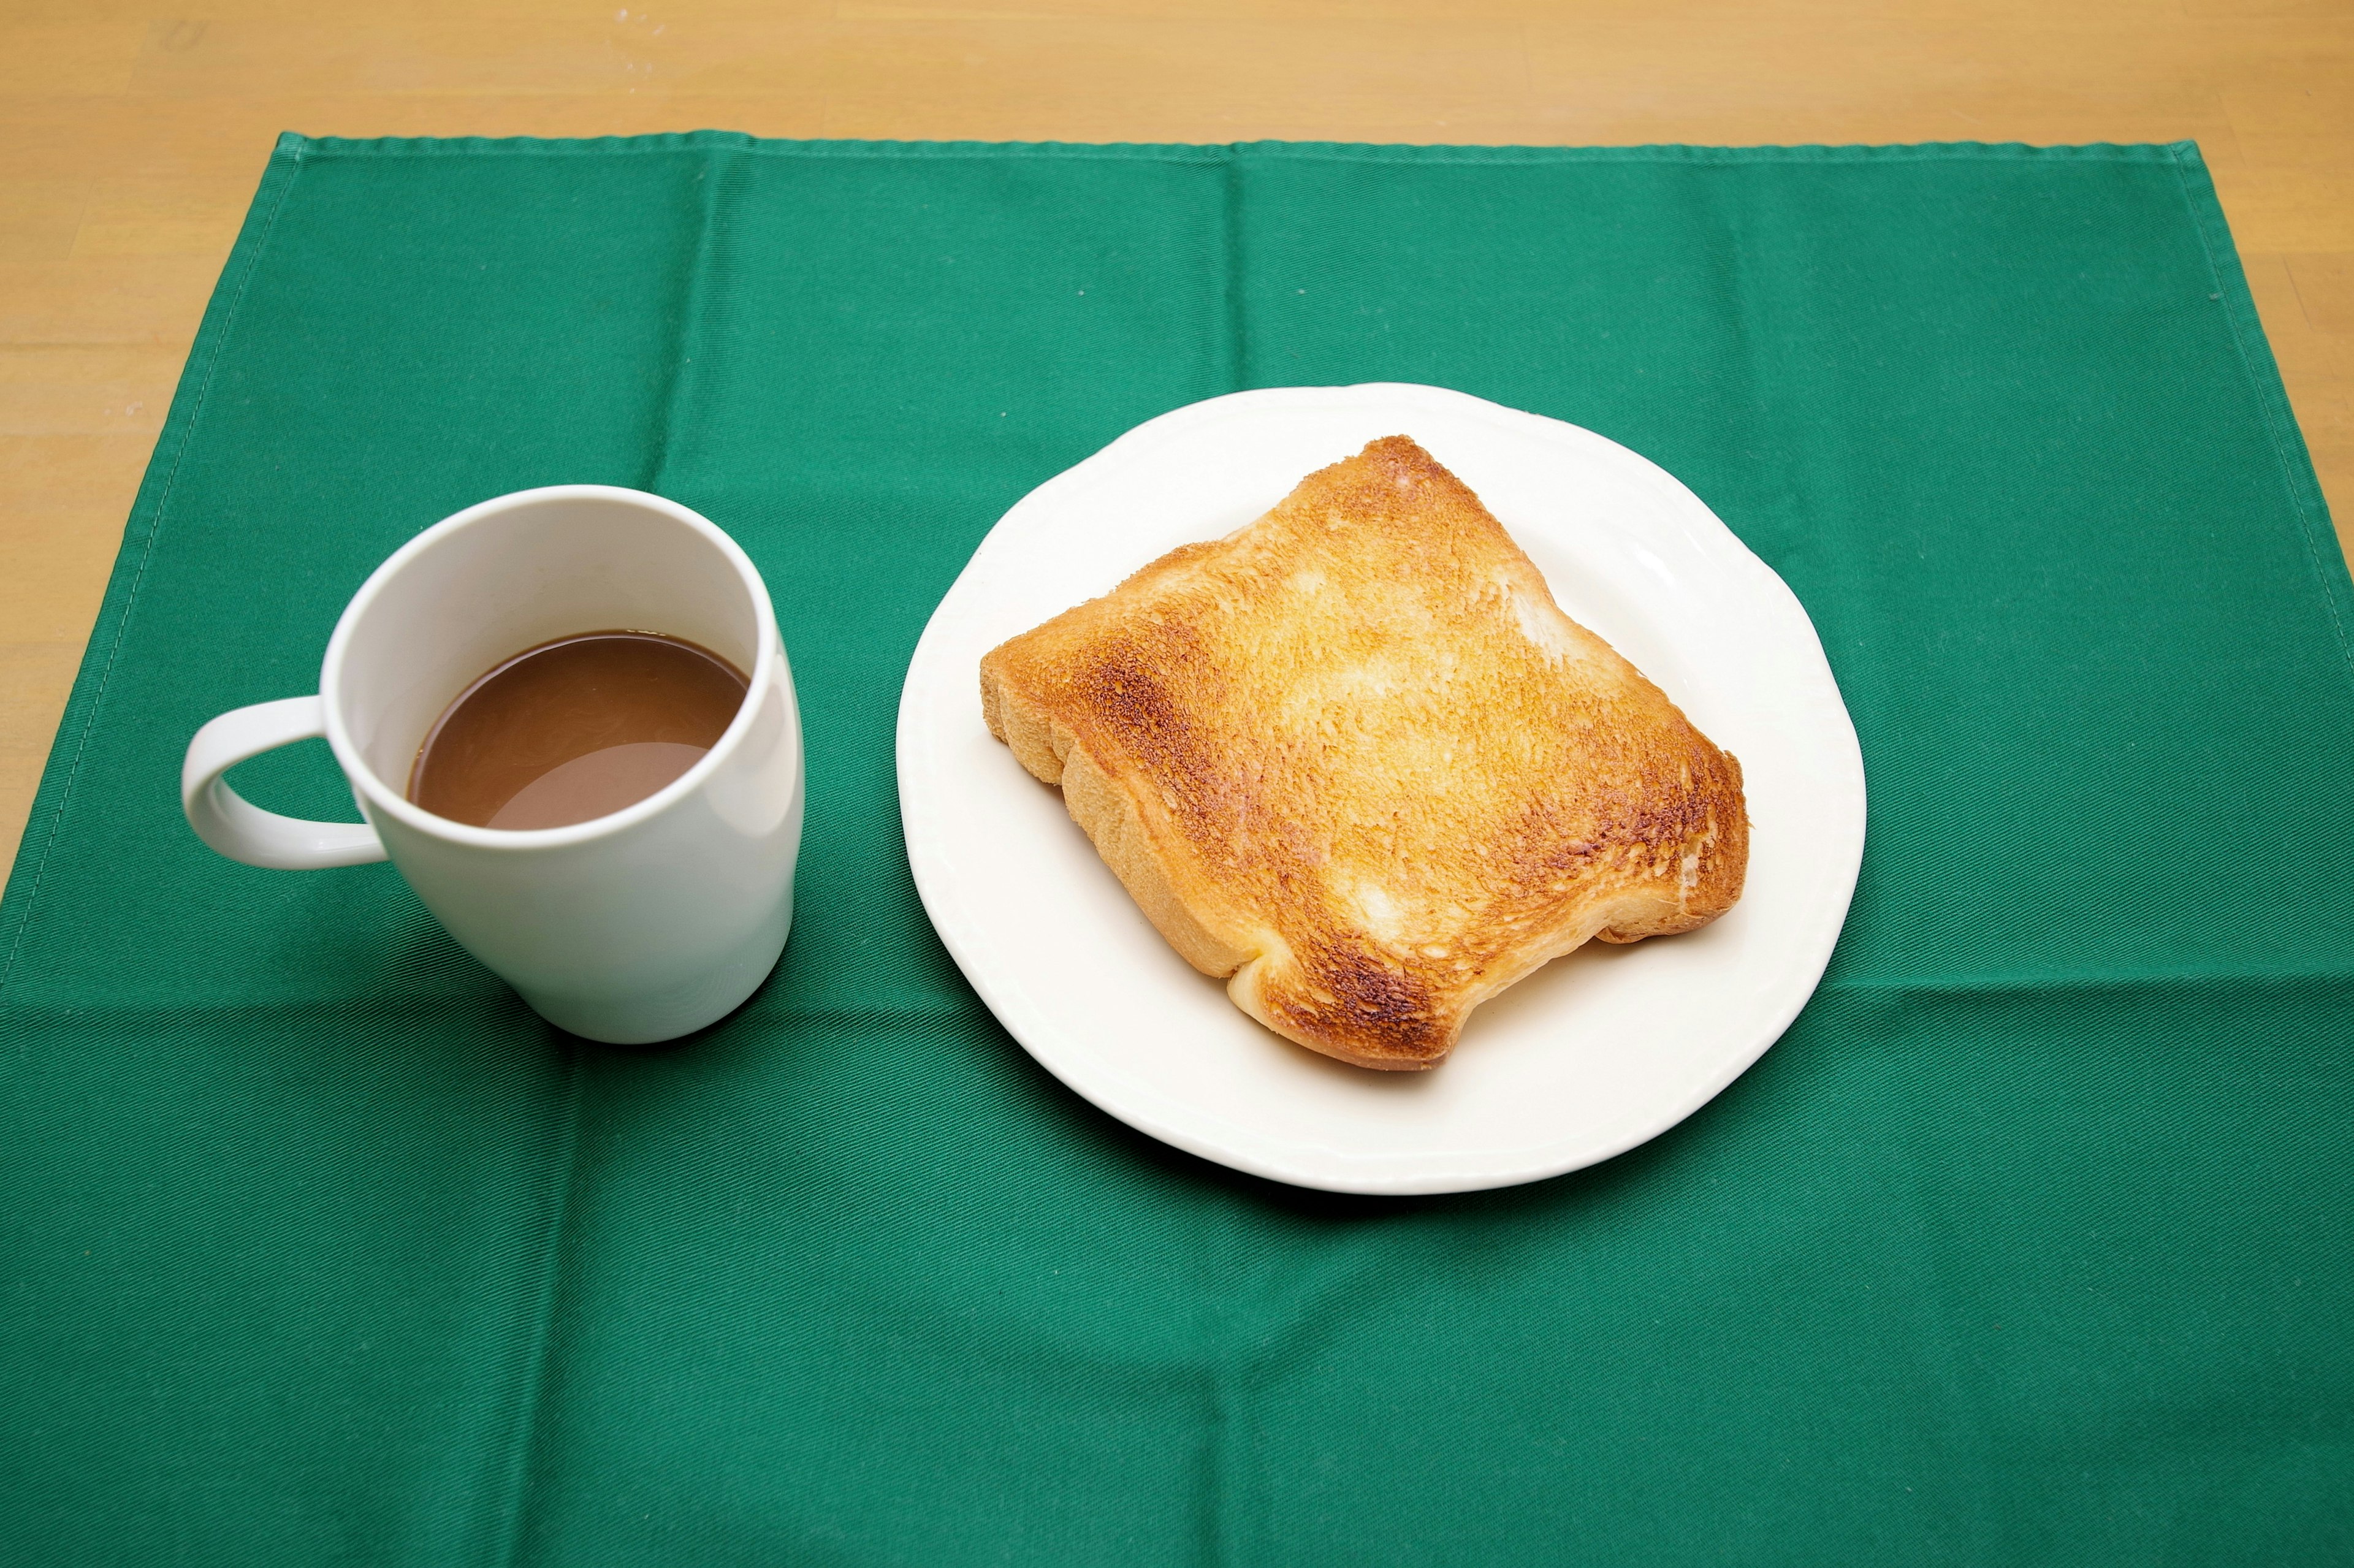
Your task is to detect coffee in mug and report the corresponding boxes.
[181,486,803,1045]
[410,631,750,831]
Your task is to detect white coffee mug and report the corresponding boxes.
[181,485,804,1045]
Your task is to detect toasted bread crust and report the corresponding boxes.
[981,436,1748,1070]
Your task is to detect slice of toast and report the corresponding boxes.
[980,435,1748,1071]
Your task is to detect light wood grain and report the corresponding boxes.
[4,0,2351,874]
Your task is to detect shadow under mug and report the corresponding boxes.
[181,485,804,1045]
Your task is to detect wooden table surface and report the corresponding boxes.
[4,0,2350,870]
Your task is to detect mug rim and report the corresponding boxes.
[319,484,781,851]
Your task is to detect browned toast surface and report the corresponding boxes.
[980,435,1748,1070]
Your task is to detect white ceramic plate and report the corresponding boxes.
[897,384,1864,1194]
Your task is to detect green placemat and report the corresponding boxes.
[4,134,2352,1566]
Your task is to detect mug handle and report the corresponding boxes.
[182,696,389,869]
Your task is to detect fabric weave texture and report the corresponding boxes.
[2,133,2351,1566]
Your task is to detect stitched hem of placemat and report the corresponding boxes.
[286,129,2194,165]
[2163,142,2354,688]
[0,136,307,1003]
